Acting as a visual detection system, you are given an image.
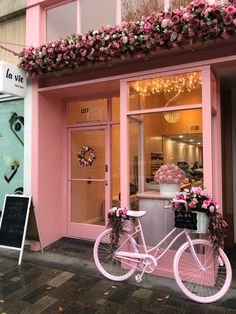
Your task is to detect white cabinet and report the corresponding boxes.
[138,191,186,249]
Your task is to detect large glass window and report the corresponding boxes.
[46,1,77,41]
[128,71,202,111]
[0,100,24,211]
[129,109,203,193]
[80,0,116,34]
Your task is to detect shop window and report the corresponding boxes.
[46,1,77,41]
[68,99,108,124]
[128,71,202,111]
[170,0,192,9]
[0,100,24,210]
[122,0,164,21]
[129,109,203,193]
[80,0,116,34]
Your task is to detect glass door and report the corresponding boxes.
[68,127,108,239]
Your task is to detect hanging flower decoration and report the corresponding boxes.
[107,207,133,249]
[77,146,96,167]
[18,0,236,76]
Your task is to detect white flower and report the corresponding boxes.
[161,19,168,28]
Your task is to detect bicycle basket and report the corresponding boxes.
[190,211,209,234]
[122,219,135,233]
[174,211,197,230]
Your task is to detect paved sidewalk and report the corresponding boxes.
[0,238,235,314]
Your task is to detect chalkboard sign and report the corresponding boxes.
[0,195,31,264]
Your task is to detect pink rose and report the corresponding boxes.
[202,200,210,209]
[226,5,236,15]
[172,15,180,24]
[209,205,215,213]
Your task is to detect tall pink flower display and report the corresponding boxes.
[154,164,186,184]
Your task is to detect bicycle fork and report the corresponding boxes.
[186,233,205,272]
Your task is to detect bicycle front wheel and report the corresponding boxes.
[93,229,138,281]
[174,239,232,303]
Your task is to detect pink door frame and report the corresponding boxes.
[67,125,109,240]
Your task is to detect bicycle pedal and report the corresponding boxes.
[135,274,142,283]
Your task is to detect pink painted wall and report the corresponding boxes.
[27,0,68,247]
[36,93,67,247]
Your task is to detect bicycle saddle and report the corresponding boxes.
[127,210,147,217]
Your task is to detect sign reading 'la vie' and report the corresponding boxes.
[0,61,26,98]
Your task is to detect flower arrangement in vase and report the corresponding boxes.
[171,187,228,253]
[154,164,186,196]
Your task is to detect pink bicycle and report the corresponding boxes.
[93,200,232,303]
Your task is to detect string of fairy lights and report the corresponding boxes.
[130,72,202,97]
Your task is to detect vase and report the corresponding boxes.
[191,211,209,234]
[159,183,180,197]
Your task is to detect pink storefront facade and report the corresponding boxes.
[24,0,236,258]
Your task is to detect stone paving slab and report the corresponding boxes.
[48,271,75,288]
[0,238,235,313]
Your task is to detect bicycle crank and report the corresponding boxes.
[140,257,156,273]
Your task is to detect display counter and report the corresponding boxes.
[137,191,186,278]
[137,191,175,246]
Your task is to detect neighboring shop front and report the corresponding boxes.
[0,61,27,213]
[0,99,24,203]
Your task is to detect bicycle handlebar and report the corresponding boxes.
[164,199,189,211]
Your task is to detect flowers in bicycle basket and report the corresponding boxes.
[107,207,133,248]
[171,187,228,253]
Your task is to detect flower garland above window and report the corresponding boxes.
[18,0,236,76]
[77,146,96,167]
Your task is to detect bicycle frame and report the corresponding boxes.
[116,216,205,273]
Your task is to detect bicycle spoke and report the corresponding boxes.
[94,229,138,281]
[174,240,231,302]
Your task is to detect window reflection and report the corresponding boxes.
[122,0,164,21]
[46,1,77,41]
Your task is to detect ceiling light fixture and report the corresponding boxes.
[163,111,181,124]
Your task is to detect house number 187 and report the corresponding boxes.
[81,108,89,114]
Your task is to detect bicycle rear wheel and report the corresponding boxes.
[174,239,232,303]
[93,228,138,281]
